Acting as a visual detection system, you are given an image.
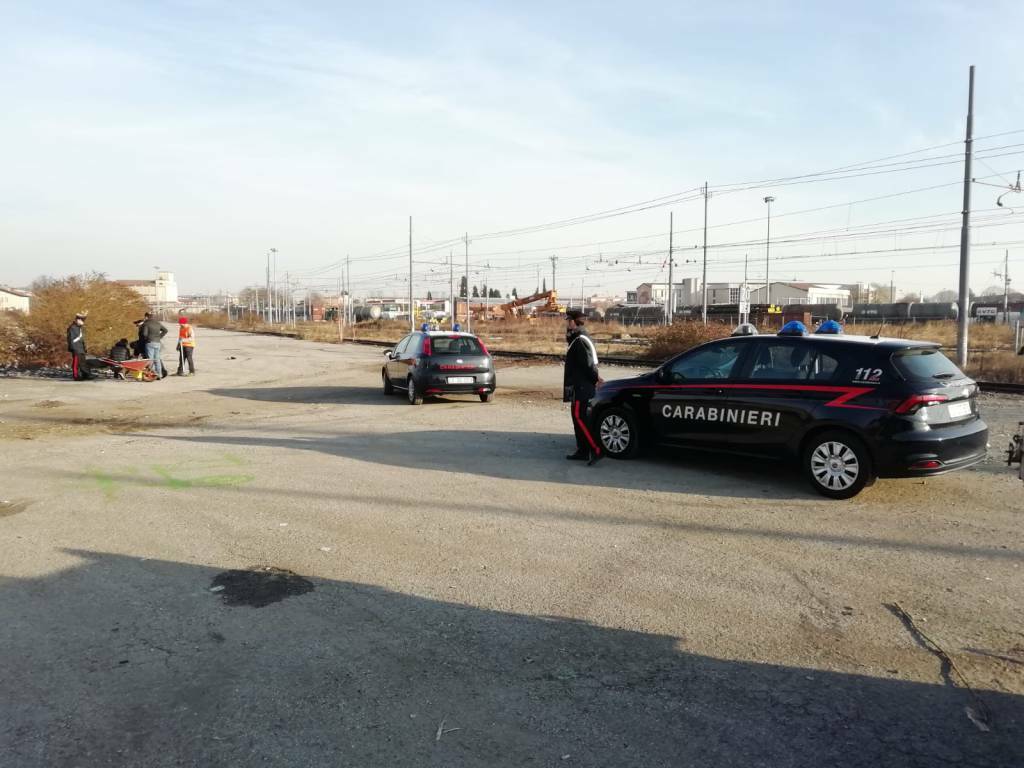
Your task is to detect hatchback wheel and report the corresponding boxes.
[382,370,394,395]
[597,406,639,459]
[803,430,872,499]
[479,391,494,403]
[407,377,423,405]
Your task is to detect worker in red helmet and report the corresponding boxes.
[175,316,197,376]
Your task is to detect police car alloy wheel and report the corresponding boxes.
[802,431,871,499]
[598,407,639,459]
[382,370,394,395]
[407,377,423,405]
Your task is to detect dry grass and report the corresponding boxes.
[643,322,733,360]
[194,313,1024,382]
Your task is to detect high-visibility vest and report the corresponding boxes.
[179,323,196,347]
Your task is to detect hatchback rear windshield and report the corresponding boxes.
[891,348,965,381]
[429,336,484,355]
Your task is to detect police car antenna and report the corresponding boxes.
[870,322,884,339]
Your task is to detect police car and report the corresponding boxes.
[382,326,496,404]
[589,322,989,498]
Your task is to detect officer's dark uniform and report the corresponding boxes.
[563,325,601,462]
[66,318,91,380]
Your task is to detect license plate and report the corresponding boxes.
[947,401,971,418]
[447,376,474,384]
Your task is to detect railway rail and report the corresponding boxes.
[342,338,1023,393]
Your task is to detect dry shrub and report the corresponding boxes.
[965,350,1024,382]
[644,322,733,360]
[20,274,149,366]
[0,312,32,366]
[846,320,1016,350]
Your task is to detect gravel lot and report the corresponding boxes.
[1,328,1022,767]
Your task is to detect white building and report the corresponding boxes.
[635,278,700,308]
[114,271,179,307]
[703,282,747,305]
[748,282,850,306]
[0,287,31,312]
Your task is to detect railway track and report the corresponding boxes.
[344,338,1024,393]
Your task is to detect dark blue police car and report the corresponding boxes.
[590,326,988,498]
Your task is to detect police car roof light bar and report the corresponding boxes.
[778,320,808,336]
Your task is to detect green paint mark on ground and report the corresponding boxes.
[87,469,119,501]
[85,456,255,498]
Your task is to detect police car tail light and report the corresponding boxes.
[894,394,948,414]
[422,336,432,356]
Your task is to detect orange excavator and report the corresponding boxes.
[496,290,564,320]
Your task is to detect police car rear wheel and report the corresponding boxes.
[407,377,423,405]
[598,407,638,459]
[803,431,871,499]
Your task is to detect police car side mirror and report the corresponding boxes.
[656,367,669,383]
[383,349,393,358]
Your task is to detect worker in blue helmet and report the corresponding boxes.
[778,320,808,336]
[815,319,843,334]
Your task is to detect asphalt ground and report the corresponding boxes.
[1,328,1022,767]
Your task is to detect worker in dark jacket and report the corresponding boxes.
[131,314,151,358]
[140,315,169,379]
[66,312,92,380]
[108,338,131,379]
[563,310,604,464]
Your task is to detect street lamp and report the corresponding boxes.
[763,196,775,306]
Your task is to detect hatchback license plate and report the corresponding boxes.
[447,376,474,384]
[947,401,971,418]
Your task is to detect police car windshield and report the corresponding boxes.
[428,336,484,355]
[891,348,964,381]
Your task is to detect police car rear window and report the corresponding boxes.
[429,336,483,355]
[749,343,841,381]
[891,348,964,381]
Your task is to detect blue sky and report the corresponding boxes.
[2,1,1022,299]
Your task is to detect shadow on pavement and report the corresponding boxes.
[53,467,1024,562]
[1,549,1019,767]
[147,427,813,500]
[206,385,392,406]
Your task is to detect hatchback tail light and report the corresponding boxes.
[422,336,432,356]
[477,339,490,356]
[894,394,948,414]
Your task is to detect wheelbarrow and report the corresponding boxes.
[95,357,159,381]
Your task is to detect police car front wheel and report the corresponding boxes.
[802,431,872,500]
[597,407,639,459]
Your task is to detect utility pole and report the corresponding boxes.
[763,197,775,306]
[337,273,344,343]
[272,248,278,324]
[956,64,975,367]
[408,216,414,332]
[702,183,710,324]
[890,270,895,303]
[265,250,272,323]
[666,211,674,326]
[742,253,749,325]
[550,255,558,293]
[994,250,1010,324]
[285,272,291,326]
[464,232,471,333]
